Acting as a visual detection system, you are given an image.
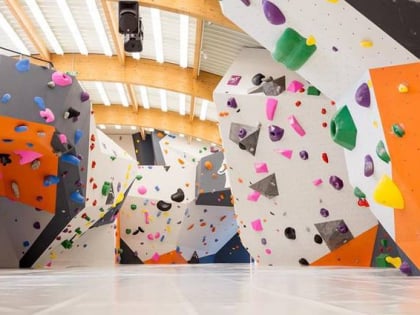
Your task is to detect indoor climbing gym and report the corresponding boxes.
[0,0,419,314]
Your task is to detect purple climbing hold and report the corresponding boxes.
[227,97,237,108]
[80,91,90,102]
[262,0,286,25]
[320,208,329,217]
[364,154,374,177]
[299,150,309,160]
[268,125,284,141]
[240,0,251,6]
[33,221,41,229]
[355,82,370,107]
[337,222,348,234]
[238,128,247,138]
[329,175,344,190]
[399,261,412,276]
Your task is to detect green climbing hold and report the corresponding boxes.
[307,86,321,96]
[102,181,111,196]
[380,239,388,248]
[330,105,357,150]
[391,123,405,137]
[125,228,132,235]
[130,204,137,210]
[99,207,105,212]
[75,227,82,235]
[110,156,116,161]
[375,253,392,268]
[376,140,391,163]
[61,239,73,249]
[354,186,366,199]
[272,28,317,71]
[136,175,143,181]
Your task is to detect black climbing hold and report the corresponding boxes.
[157,200,172,211]
[188,251,200,264]
[170,188,185,202]
[0,154,12,166]
[284,227,296,240]
[298,258,309,266]
[252,73,265,86]
[314,234,323,244]
[64,107,81,119]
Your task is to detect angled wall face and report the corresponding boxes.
[213,48,378,266]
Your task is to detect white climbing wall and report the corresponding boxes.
[220,1,417,100]
[214,48,378,265]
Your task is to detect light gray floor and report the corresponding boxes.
[0,264,418,315]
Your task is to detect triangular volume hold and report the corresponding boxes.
[249,173,279,198]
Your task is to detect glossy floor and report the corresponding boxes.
[0,264,418,314]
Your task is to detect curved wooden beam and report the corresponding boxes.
[51,54,221,101]
[93,105,221,144]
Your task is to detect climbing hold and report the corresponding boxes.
[39,108,55,123]
[353,187,366,199]
[298,258,309,266]
[330,105,357,150]
[288,115,305,136]
[364,155,374,177]
[398,83,408,93]
[312,178,323,186]
[275,149,293,159]
[284,227,296,240]
[385,256,402,269]
[70,191,85,204]
[240,0,251,6]
[238,128,247,139]
[355,83,370,107]
[251,219,263,231]
[373,175,404,209]
[227,97,237,108]
[254,162,268,173]
[61,239,73,249]
[320,208,329,217]
[307,86,321,96]
[15,59,30,72]
[376,140,391,163]
[47,81,55,88]
[266,98,277,121]
[60,154,81,166]
[287,80,304,92]
[31,159,41,170]
[33,221,41,229]
[171,188,185,202]
[147,233,154,240]
[52,71,73,87]
[360,40,373,48]
[268,125,284,141]
[11,181,20,198]
[391,123,405,137]
[337,222,348,234]
[14,125,28,132]
[262,0,286,25]
[130,204,137,211]
[299,150,309,160]
[252,73,265,86]
[136,175,143,181]
[14,150,42,165]
[399,261,412,275]
[247,190,261,202]
[306,35,316,46]
[152,252,160,262]
[33,96,46,110]
[57,133,67,144]
[204,160,213,170]
[314,235,323,244]
[74,129,83,145]
[80,91,90,102]
[43,175,60,187]
[0,154,12,166]
[272,28,317,70]
[321,152,329,163]
[64,107,81,120]
[102,181,111,196]
[1,93,11,103]
[157,200,172,211]
[329,175,344,190]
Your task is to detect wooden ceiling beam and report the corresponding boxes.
[5,0,50,60]
[192,18,204,79]
[51,54,221,101]
[126,84,138,112]
[92,105,221,145]
[101,0,125,65]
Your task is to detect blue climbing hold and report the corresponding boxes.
[43,175,60,187]
[33,96,46,110]
[74,129,83,145]
[15,125,28,132]
[15,59,30,72]
[1,93,11,104]
[70,191,85,204]
[61,154,81,166]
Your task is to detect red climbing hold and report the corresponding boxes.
[321,108,327,114]
[357,199,370,207]
[322,152,329,163]
[91,161,96,168]
[295,101,301,107]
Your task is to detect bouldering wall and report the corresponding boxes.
[0,55,136,268]
[213,48,379,266]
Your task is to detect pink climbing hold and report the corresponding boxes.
[137,185,147,195]
[266,98,278,121]
[151,252,160,262]
[147,233,154,240]
[13,150,42,165]
[58,133,68,144]
[287,80,304,93]
[313,178,323,186]
[40,108,55,123]
[288,115,306,136]
[251,219,263,232]
[247,190,261,202]
[52,71,73,87]
[275,149,293,159]
[144,212,150,224]
[254,162,269,173]
[154,232,160,239]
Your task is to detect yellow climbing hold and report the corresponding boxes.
[360,40,373,48]
[114,192,125,206]
[373,175,404,209]
[367,80,373,88]
[327,0,339,2]
[398,83,409,93]
[49,251,57,259]
[385,256,402,268]
[372,120,378,128]
[306,35,317,46]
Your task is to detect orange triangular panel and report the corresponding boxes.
[144,250,187,264]
[311,225,378,267]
